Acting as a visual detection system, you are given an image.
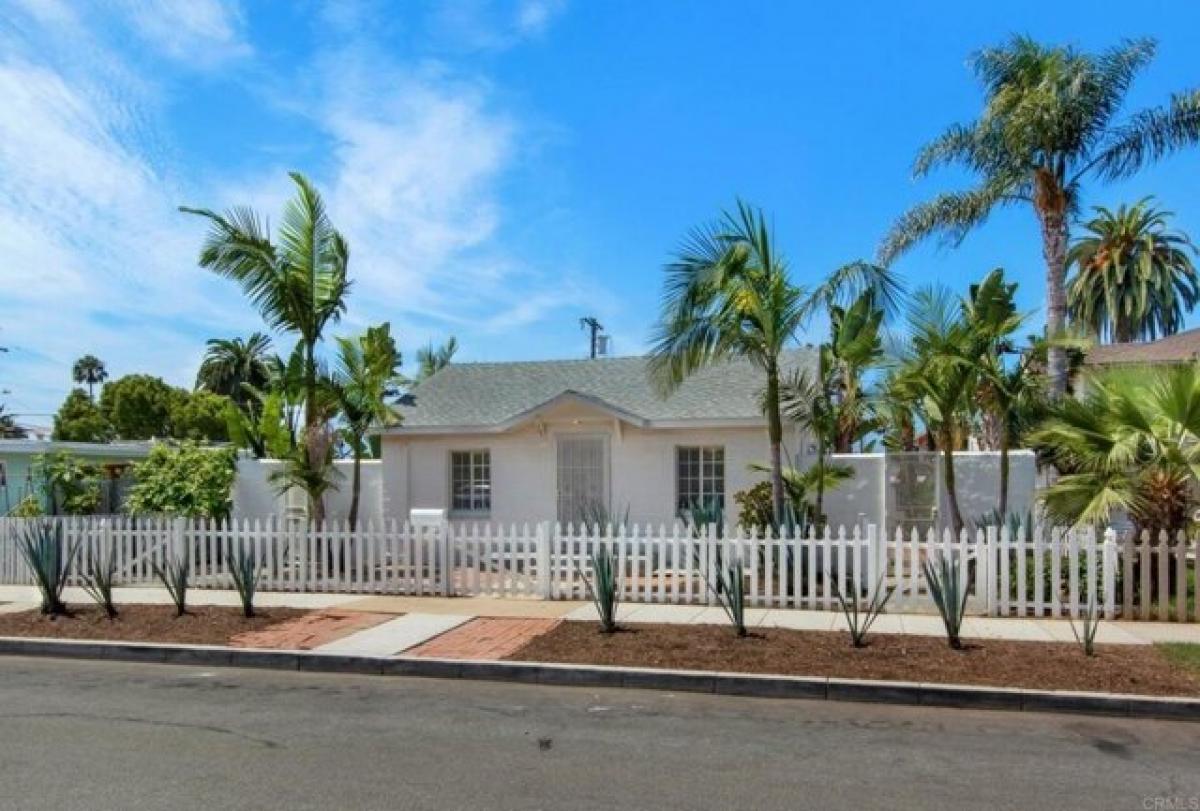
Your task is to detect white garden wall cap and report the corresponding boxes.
[380,349,816,433]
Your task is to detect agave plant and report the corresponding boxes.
[832,576,895,648]
[576,545,620,633]
[923,551,970,650]
[228,545,260,618]
[694,553,747,638]
[1064,594,1102,657]
[17,519,77,617]
[154,552,190,617]
[81,545,119,619]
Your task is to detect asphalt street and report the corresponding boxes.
[0,656,1197,810]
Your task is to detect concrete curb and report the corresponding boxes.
[1,636,1197,722]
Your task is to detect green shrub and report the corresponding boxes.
[81,546,119,619]
[733,482,774,532]
[1065,594,1101,657]
[154,553,190,617]
[577,545,620,633]
[832,576,895,648]
[228,545,260,618]
[923,551,969,650]
[124,443,238,519]
[17,519,77,616]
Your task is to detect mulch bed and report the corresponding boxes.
[0,604,308,646]
[507,622,1200,697]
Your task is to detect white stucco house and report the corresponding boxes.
[377,352,816,527]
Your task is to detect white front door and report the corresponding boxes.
[556,435,608,526]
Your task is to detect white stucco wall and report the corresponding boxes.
[821,454,885,534]
[821,450,1038,534]
[233,458,382,522]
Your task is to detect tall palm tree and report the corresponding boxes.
[880,36,1200,398]
[195,333,275,409]
[416,336,458,381]
[182,172,352,522]
[72,355,107,401]
[649,201,806,524]
[1067,198,1200,343]
[1032,365,1200,530]
[332,323,402,530]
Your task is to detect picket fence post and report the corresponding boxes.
[984,525,998,616]
[704,523,717,606]
[1102,527,1118,619]
[536,520,553,599]
[439,520,453,597]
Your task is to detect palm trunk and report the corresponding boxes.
[1039,204,1070,399]
[815,435,826,528]
[941,427,964,537]
[303,339,326,525]
[349,444,362,532]
[998,427,1010,520]
[766,363,785,527]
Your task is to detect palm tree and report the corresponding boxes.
[779,366,837,524]
[1067,198,1200,343]
[196,333,274,409]
[1032,365,1200,531]
[416,336,458,381]
[72,355,107,400]
[889,271,1023,535]
[182,172,352,522]
[332,323,402,530]
[825,292,885,452]
[649,201,806,524]
[880,36,1200,398]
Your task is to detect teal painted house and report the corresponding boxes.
[0,440,155,515]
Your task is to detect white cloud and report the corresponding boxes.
[0,0,596,425]
[112,0,251,67]
[515,0,567,36]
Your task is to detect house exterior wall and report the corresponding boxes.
[380,401,806,526]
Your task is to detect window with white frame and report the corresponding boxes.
[676,446,724,514]
[450,450,491,514]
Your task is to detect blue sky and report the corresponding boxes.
[2,0,1199,425]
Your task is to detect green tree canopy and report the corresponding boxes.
[99,374,186,440]
[170,390,232,442]
[52,388,111,442]
[1067,198,1200,344]
[124,443,239,519]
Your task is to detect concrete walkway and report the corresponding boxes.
[3,584,1198,647]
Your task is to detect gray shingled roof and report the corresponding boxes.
[386,349,817,431]
[1085,328,1200,366]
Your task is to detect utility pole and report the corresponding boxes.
[579,316,604,359]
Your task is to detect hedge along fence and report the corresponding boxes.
[0,517,1196,622]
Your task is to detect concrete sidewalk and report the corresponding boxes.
[3,584,1198,647]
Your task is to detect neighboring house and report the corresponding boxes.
[1085,327,1200,369]
[377,352,816,527]
[0,439,155,515]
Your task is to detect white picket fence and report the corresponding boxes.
[0,517,1196,621]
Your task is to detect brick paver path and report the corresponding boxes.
[406,617,561,660]
[230,609,396,650]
